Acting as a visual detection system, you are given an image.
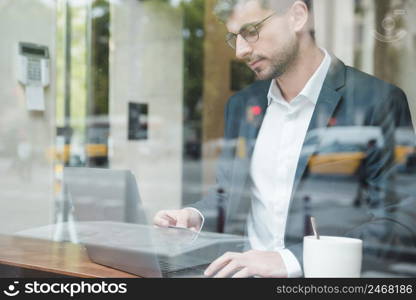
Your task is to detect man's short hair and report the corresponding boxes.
[214,0,315,39]
[214,0,314,23]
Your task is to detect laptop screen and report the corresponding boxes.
[63,167,146,224]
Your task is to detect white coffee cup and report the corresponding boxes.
[303,236,363,278]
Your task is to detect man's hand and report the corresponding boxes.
[153,208,203,232]
[204,250,288,278]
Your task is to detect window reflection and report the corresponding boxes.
[0,0,415,278]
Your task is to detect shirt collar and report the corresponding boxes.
[267,48,332,106]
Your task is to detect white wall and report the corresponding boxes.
[109,0,184,219]
[314,0,355,66]
[359,0,376,75]
[0,0,56,233]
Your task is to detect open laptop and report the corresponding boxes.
[63,167,247,278]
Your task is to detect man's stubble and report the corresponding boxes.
[253,36,300,80]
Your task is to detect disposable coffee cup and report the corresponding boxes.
[303,236,363,278]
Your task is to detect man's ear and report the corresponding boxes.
[289,1,309,34]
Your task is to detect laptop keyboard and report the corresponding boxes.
[158,259,185,273]
[163,263,209,278]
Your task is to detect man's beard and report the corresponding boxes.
[252,37,300,80]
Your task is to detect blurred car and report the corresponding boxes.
[395,128,416,165]
[305,126,415,176]
[308,143,365,175]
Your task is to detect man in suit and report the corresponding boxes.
[154,0,415,277]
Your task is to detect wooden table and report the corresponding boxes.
[0,235,138,278]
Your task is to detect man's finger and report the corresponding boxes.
[155,218,170,227]
[153,211,177,227]
[213,261,241,278]
[175,210,189,228]
[204,252,237,277]
[232,267,251,278]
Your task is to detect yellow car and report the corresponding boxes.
[308,144,414,176]
[308,143,365,175]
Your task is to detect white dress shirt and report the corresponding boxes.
[248,49,331,277]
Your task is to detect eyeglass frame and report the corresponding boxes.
[225,13,276,49]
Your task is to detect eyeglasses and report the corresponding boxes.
[225,13,276,49]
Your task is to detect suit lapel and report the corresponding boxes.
[247,82,270,139]
[292,86,342,191]
[239,80,271,159]
[292,57,347,194]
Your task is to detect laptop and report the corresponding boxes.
[63,167,247,278]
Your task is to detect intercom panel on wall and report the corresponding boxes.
[17,42,50,111]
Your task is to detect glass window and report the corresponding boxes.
[0,0,415,278]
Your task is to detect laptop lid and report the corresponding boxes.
[63,167,146,224]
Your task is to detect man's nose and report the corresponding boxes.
[235,35,252,60]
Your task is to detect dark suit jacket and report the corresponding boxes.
[193,57,416,273]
